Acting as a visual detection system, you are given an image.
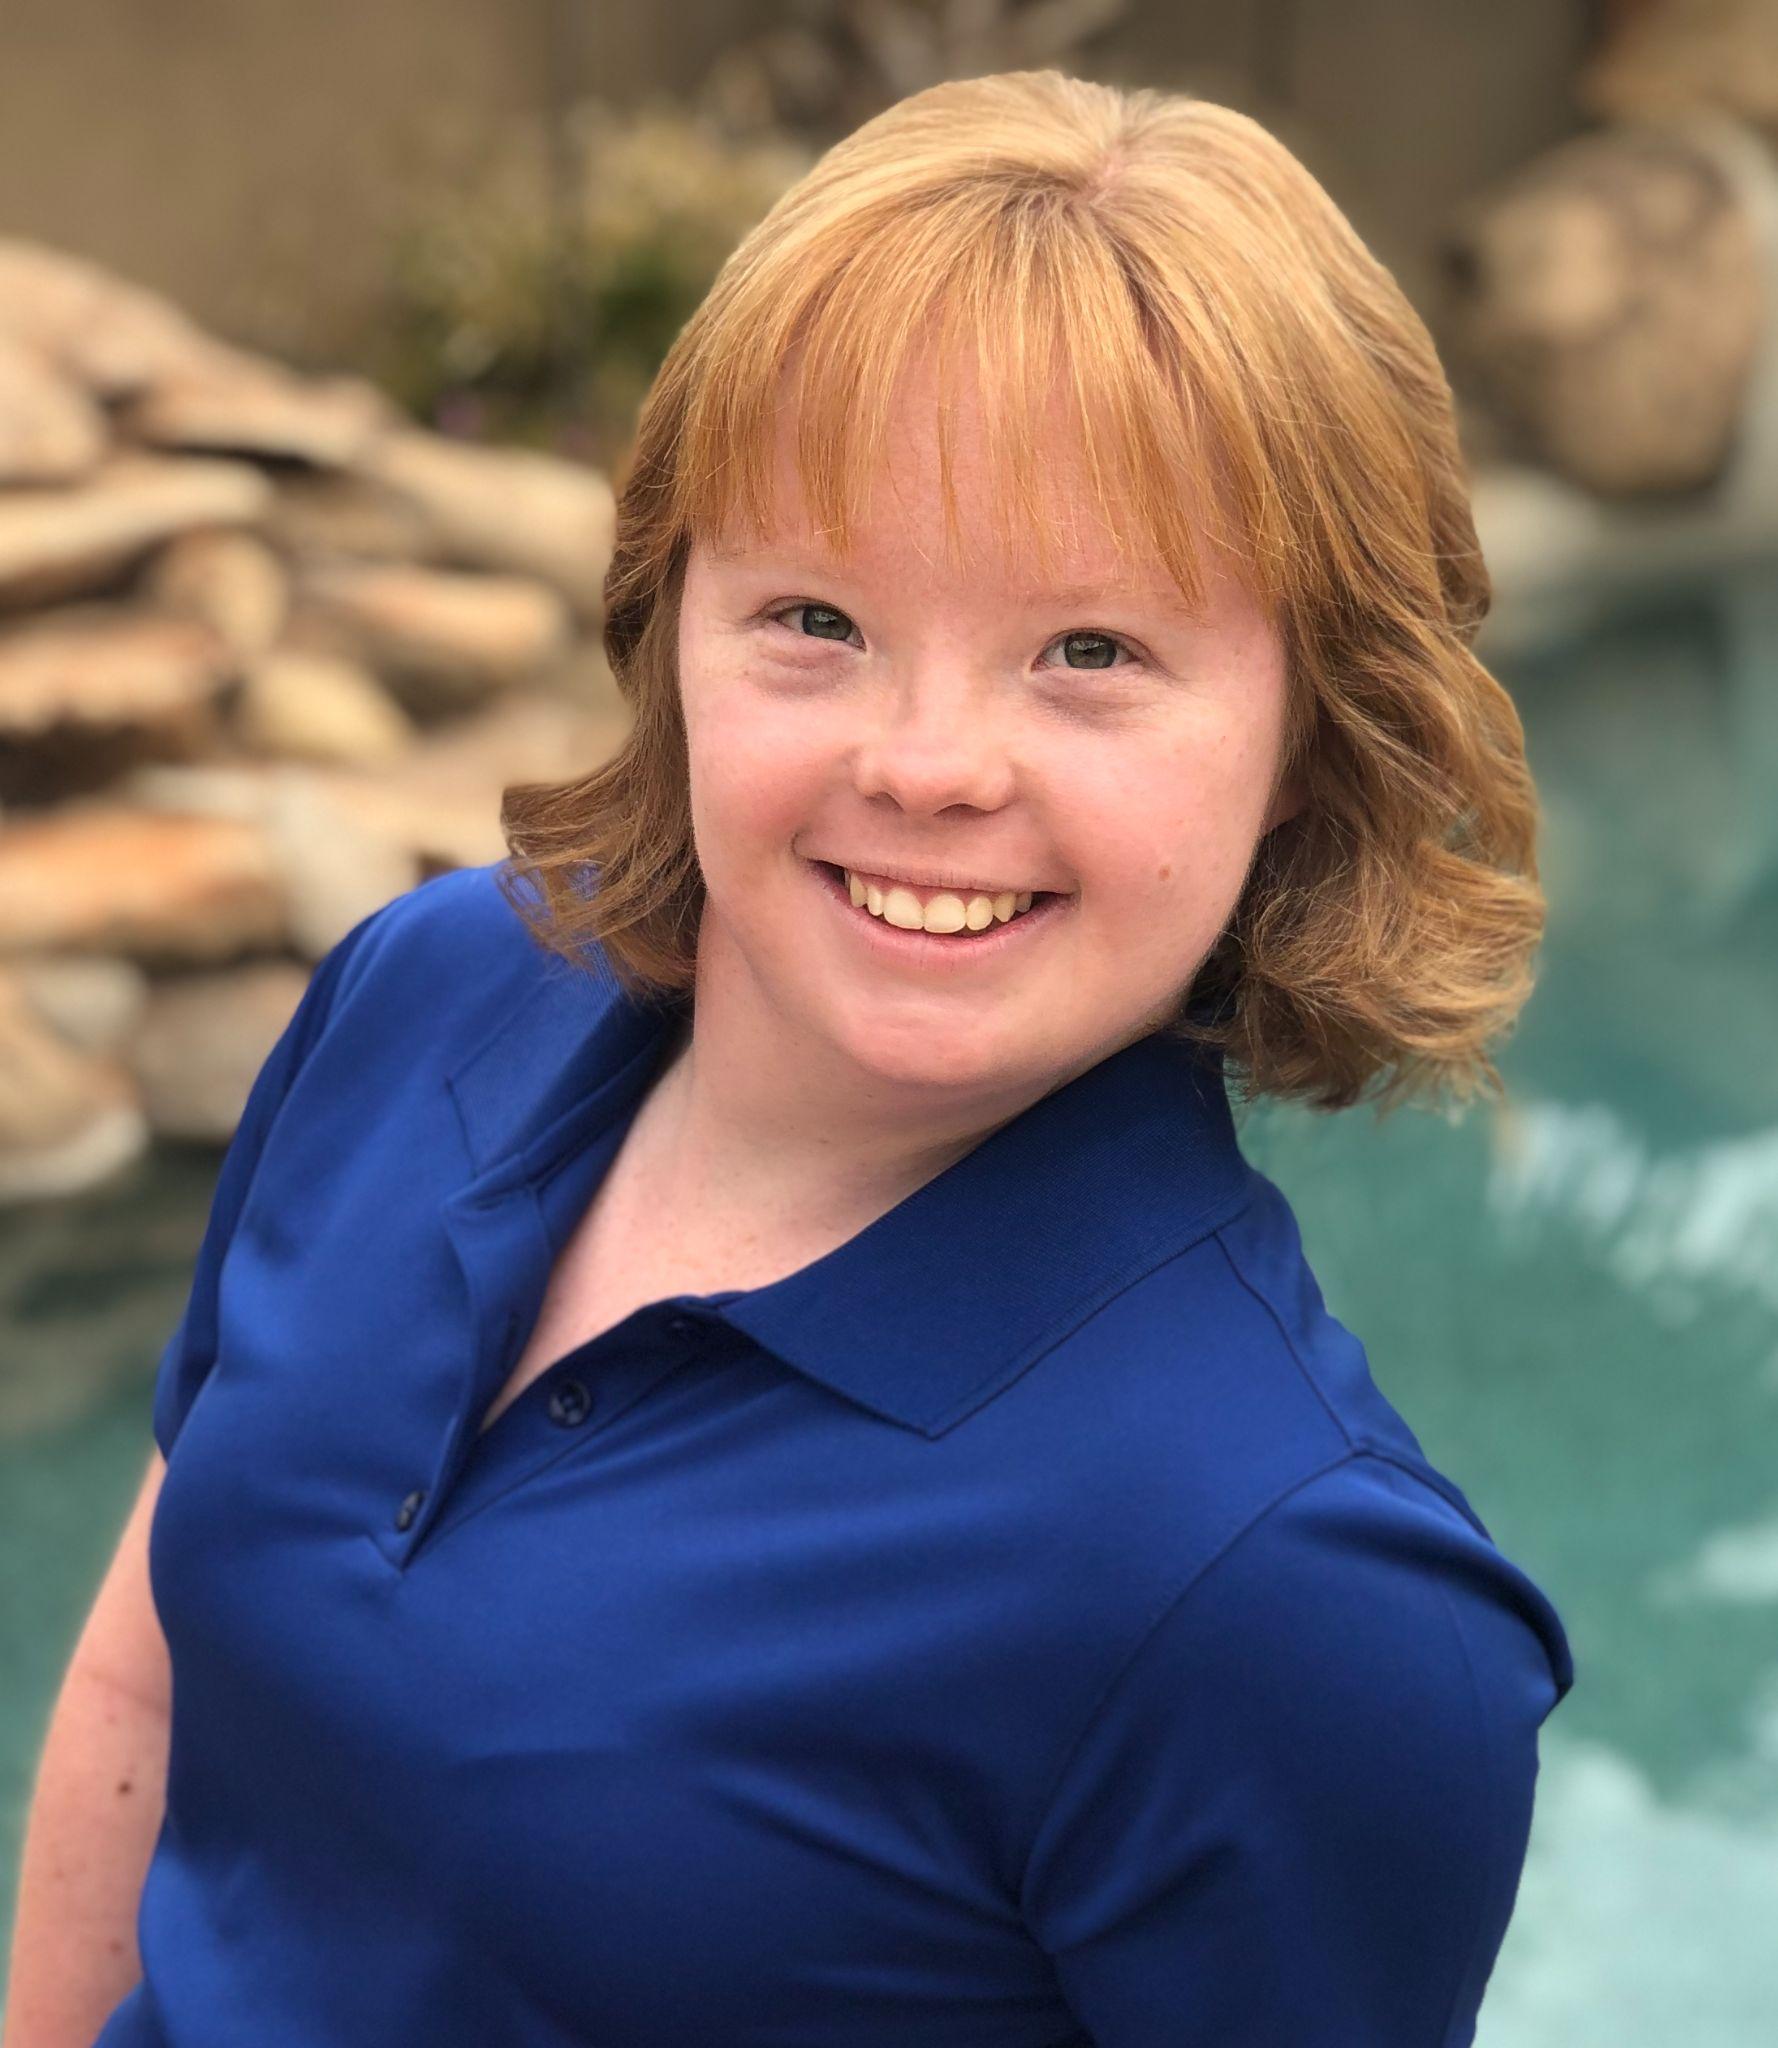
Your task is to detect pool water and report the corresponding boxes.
[4,574,1775,2038]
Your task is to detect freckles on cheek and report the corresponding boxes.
[692,675,769,759]
[695,719,816,845]
[705,679,810,760]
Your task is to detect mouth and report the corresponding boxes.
[805,859,1073,966]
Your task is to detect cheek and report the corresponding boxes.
[685,682,827,849]
[1066,728,1273,907]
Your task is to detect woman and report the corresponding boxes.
[11,70,1572,2047]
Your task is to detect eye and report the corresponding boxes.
[763,605,1146,675]
[1038,629,1140,673]
[767,601,860,645]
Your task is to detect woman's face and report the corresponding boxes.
[675,361,1303,1101]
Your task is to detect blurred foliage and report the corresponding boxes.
[374,101,813,477]
[372,4,1140,477]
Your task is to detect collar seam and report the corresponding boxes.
[444,977,556,1171]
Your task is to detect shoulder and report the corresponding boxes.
[1050,1434,1574,1772]
[1040,1163,1488,1564]
[1206,1164,1483,1485]
[1017,1444,1573,2037]
[1035,1445,1576,1916]
[1107,1160,1522,1554]
[331,859,554,1014]
[1040,1446,1572,1791]
[1029,1167,1574,1714]
[251,857,607,1157]
[312,857,601,1069]
[1180,1448,1578,1720]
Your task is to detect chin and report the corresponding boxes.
[813,991,1059,1094]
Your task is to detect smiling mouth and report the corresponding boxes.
[834,859,1047,909]
[808,859,1071,945]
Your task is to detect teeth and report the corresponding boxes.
[843,869,1039,934]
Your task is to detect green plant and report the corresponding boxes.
[376,100,812,472]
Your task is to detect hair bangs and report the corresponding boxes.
[670,189,1267,619]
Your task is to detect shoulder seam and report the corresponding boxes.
[1209,1220,1357,1453]
[1341,1441,1495,1543]
[1016,1443,1362,1917]
[1210,1218,1496,1545]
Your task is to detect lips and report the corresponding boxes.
[831,863,1049,902]
[807,856,1071,956]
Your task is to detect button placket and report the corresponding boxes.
[516,1301,714,1441]
[370,1173,549,1571]
[374,1276,734,1576]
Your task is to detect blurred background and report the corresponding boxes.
[1,1,1775,2038]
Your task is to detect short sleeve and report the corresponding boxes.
[1018,1451,1574,2048]
[149,907,387,1459]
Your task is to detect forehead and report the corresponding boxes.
[704,533,1223,626]
[703,349,1236,620]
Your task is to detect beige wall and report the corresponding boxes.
[0,0,764,364]
[1105,0,1591,312]
[0,0,1588,366]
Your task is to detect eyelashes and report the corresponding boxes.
[762,601,1147,675]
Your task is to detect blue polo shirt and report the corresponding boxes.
[99,858,1574,2048]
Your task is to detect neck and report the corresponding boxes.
[639,913,1093,1256]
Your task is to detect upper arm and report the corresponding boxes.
[67,1447,174,1721]
[1018,1453,1573,2048]
[68,896,413,1720]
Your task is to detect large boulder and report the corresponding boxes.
[289,558,575,711]
[0,453,271,610]
[1444,119,1765,496]
[0,802,285,964]
[353,427,616,619]
[0,970,147,1203]
[0,333,108,486]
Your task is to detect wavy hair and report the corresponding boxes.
[497,69,1543,1118]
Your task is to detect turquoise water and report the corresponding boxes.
[4,574,1775,2036]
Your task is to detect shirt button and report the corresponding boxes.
[394,1488,426,1531]
[547,1377,593,1427]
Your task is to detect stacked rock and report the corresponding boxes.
[0,237,630,1200]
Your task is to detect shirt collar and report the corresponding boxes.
[445,954,1253,1439]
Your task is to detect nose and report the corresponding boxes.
[849,669,1016,816]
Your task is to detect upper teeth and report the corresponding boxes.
[844,869,1037,933]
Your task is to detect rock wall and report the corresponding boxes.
[0,239,630,1203]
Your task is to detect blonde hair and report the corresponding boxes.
[498,69,1543,1118]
